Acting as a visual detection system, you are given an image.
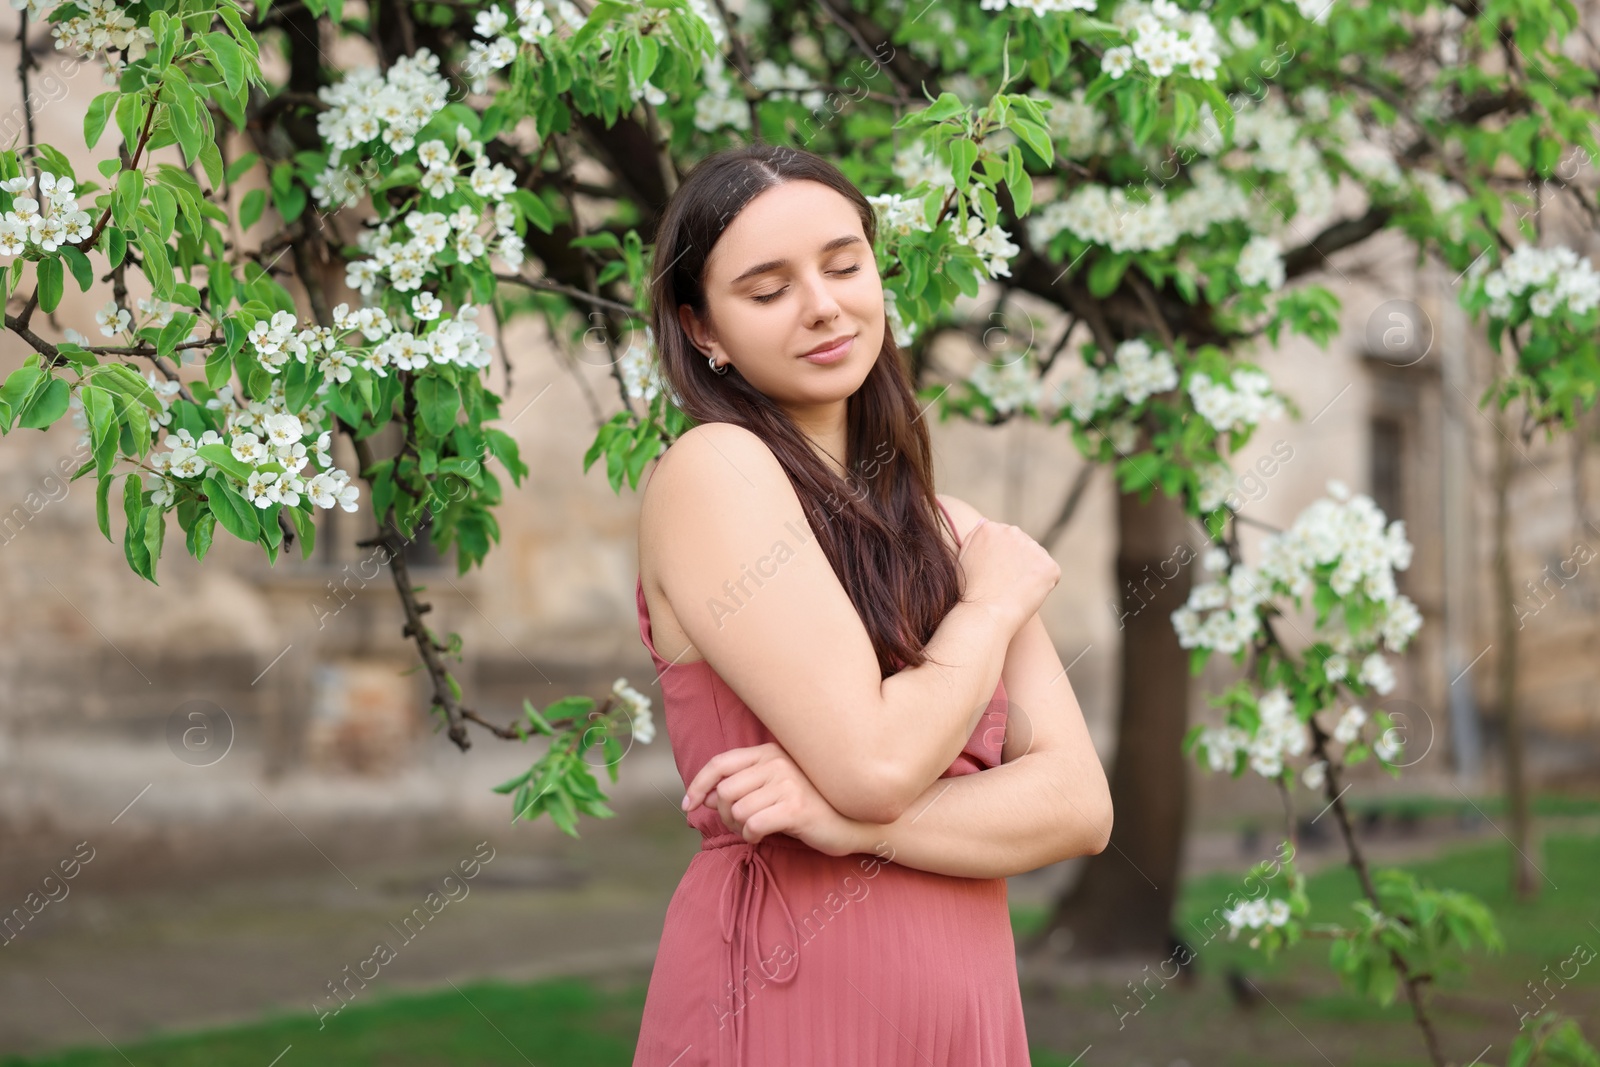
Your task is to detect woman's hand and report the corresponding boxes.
[681,743,872,857]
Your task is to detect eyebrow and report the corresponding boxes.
[727,234,865,287]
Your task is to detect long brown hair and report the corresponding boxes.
[647,144,963,678]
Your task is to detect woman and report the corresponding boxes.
[632,144,1113,1067]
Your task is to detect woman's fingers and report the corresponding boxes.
[726,782,789,843]
[681,745,772,811]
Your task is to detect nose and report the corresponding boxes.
[798,268,842,323]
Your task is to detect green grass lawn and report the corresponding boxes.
[8,824,1597,1066]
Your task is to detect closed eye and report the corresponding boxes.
[752,264,863,304]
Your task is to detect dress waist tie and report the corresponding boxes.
[713,838,801,1067]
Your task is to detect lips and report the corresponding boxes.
[800,333,855,358]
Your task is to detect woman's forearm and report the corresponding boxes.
[870,598,1019,819]
[845,752,1112,880]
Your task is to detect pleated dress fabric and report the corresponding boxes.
[630,499,1032,1067]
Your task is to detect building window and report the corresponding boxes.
[1370,415,1404,526]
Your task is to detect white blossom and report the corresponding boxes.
[968,356,1043,415]
[1333,704,1367,745]
[95,299,131,336]
[612,676,655,744]
[1236,234,1286,291]
[1187,367,1284,434]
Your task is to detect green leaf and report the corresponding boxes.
[523,699,555,735]
[1010,116,1055,164]
[225,152,260,187]
[1088,251,1131,298]
[236,188,265,231]
[198,139,226,191]
[205,473,260,541]
[0,365,43,429]
[18,376,69,429]
[901,91,965,127]
[107,226,127,268]
[83,386,119,476]
[95,470,114,540]
[143,505,166,581]
[166,83,204,167]
[492,767,535,794]
[122,472,153,581]
[35,257,64,314]
[287,503,317,560]
[186,508,216,560]
[60,245,94,292]
[115,169,144,228]
[416,375,460,436]
[947,138,978,189]
[157,311,197,358]
[196,442,255,482]
[202,32,246,96]
[84,91,118,148]
[137,231,173,297]
[150,184,178,238]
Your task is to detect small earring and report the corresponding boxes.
[708,353,729,375]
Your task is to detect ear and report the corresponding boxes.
[678,303,717,358]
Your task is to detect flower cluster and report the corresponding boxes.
[1055,337,1179,423]
[346,191,524,296]
[1413,172,1469,242]
[462,0,585,94]
[892,141,955,196]
[979,0,1099,15]
[1187,366,1283,434]
[19,0,155,81]
[611,676,655,744]
[1223,895,1292,939]
[883,289,915,347]
[968,355,1044,415]
[1236,234,1285,291]
[1044,87,1117,161]
[1230,98,1336,225]
[203,381,359,511]
[693,54,752,133]
[80,372,361,516]
[245,299,494,384]
[1475,244,1600,320]
[1026,162,1252,254]
[950,199,1021,280]
[1289,0,1333,24]
[1102,0,1224,81]
[315,49,452,169]
[1172,480,1420,661]
[1196,687,1309,777]
[872,177,1015,279]
[749,59,826,111]
[89,296,199,351]
[619,328,667,404]
[0,172,93,256]
[867,192,933,239]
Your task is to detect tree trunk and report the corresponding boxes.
[1491,403,1540,901]
[1025,482,1194,958]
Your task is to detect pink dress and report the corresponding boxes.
[631,500,1031,1067]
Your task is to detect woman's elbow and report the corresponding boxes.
[823,759,911,825]
[1083,794,1113,855]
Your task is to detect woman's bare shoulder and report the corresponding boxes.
[934,493,988,546]
[640,423,795,569]
[645,423,781,502]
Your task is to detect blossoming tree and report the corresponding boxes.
[2,0,1597,1060]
